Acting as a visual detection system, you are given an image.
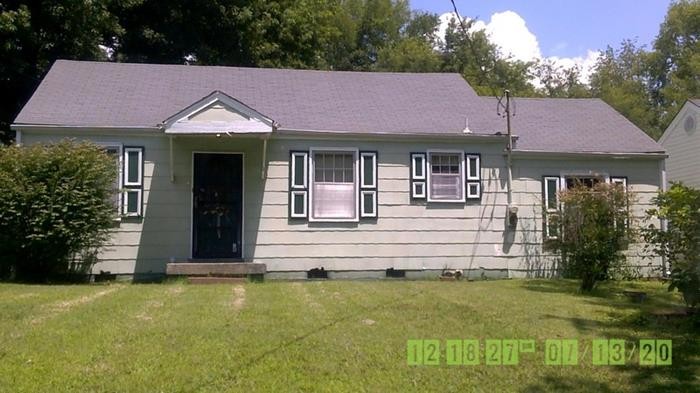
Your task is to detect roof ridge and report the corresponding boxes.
[53,59,463,77]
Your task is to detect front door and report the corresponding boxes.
[192,153,243,259]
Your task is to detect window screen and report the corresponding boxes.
[312,152,356,219]
[429,153,463,201]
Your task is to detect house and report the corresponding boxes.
[12,60,666,280]
[659,99,700,187]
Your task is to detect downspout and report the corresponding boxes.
[169,135,175,182]
[659,158,668,276]
[261,136,268,180]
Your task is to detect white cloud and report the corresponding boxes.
[438,10,600,85]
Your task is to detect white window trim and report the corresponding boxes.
[411,153,426,180]
[123,188,142,217]
[412,181,426,198]
[466,182,481,199]
[290,190,308,218]
[360,190,377,218]
[543,176,560,212]
[543,176,560,240]
[124,147,143,187]
[466,154,480,180]
[290,152,308,189]
[610,176,628,189]
[426,150,466,203]
[360,152,377,189]
[559,171,609,191]
[308,147,360,222]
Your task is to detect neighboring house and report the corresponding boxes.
[659,99,700,187]
[12,60,666,280]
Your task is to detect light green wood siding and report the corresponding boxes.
[21,131,663,276]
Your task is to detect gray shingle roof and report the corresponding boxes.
[14,60,499,136]
[14,60,664,154]
[482,97,664,154]
[690,98,700,107]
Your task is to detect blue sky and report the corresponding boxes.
[412,0,673,58]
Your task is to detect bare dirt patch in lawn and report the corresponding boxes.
[30,285,124,325]
[134,285,184,322]
[231,285,246,311]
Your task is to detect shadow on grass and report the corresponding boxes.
[523,281,700,393]
[522,375,617,393]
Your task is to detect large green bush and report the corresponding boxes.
[0,140,117,282]
[643,183,700,309]
[548,182,632,291]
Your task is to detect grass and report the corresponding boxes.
[0,279,697,392]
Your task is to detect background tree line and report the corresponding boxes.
[1,0,698,141]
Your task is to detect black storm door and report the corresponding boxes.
[192,153,243,259]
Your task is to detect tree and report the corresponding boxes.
[110,0,344,69]
[441,17,535,96]
[375,37,440,72]
[648,0,700,128]
[0,141,117,282]
[589,41,661,138]
[533,59,591,98]
[643,183,700,309]
[548,183,632,292]
[0,1,121,142]
[374,10,442,72]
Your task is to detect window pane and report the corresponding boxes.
[126,191,139,213]
[430,174,462,200]
[415,182,424,196]
[363,192,374,215]
[546,179,558,209]
[363,156,373,186]
[127,151,139,184]
[313,183,355,219]
[469,157,478,178]
[414,156,424,177]
[345,169,355,183]
[468,183,479,197]
[293,193,305,215]
[293,154,305,187]
[315,152,353,183]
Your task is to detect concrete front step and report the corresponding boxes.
[188,276,247,285]
[166,262,266,277]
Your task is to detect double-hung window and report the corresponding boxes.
[427,151,465,202]
[310,150,358,221]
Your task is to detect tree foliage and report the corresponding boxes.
[548,183,633,292]
[589,41,661,138]
[589,0,700,139]
[642,183,700,309]
[0,0,120,143]
[0,141,117,282]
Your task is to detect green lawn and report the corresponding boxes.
[0,279,697,392]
